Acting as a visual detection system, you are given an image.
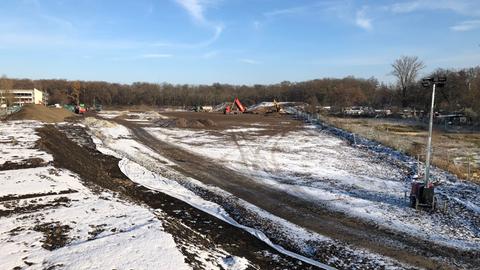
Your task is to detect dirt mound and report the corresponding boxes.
[197,119,216,127]
[155,117,216,128]
[176,118,188,128]
[8,104,75,123]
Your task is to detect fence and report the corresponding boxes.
[292,107,480,182]
[0,106,22,117]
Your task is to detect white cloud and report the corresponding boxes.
[355,7,372,31]
[264,6,306,18]
[140,54,173,59]
[174,0,224,47]
[175,0,206,23]
[261,2,375,31]
[390,1,421,13]
[450,20,480,31]
[239,58,261,65]
[390,0,480,17]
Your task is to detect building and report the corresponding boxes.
[0,88,46,106]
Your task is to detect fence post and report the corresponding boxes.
[417,154,421,177]
[468,153,471,181]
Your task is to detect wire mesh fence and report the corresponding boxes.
[0,106,22,117]
[292,107,480,182]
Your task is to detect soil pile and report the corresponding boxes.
[155,117,216,128]
[8,104,75,123]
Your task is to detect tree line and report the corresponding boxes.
[2,58,480,122]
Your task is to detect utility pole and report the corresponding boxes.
[422,76,446,185]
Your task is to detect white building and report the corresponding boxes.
[0,88,46,106]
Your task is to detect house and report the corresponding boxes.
[0,88,46,106]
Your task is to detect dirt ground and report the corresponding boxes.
[35,124,316,269]
[6,104,75,123]
[324,116,480,183]
[158,111,302,136]
[112,111,478,269]
[5,108,477,269]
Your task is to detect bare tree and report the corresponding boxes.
[391,56,425,107]
[0,75,15,106]
[306,95,319,114]
[69,81,81,105]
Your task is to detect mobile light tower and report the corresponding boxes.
[422,76,446,185]
[409,76,446,210]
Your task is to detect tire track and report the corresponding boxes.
[115,118,474,269]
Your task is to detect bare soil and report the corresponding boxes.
[35,124,317,269]
[159,111,301,136]
[0,195,72,217]
[155,117,217,128]
[113,112,479,269]
[33,222,72,250]
[7,104,75,123]
[0,158,47,171]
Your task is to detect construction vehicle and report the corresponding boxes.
[92,98,102,112]
[74,103,87,114]
[224,98,245,114]
[273,99,281,113]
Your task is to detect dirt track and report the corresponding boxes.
[114,114,478,270]
[36,124,316,270]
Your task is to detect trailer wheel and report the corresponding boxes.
[409,196,416,208]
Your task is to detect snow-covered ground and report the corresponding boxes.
[84,117,415,269]
[0,121,190,270]
[145,123,480,251]
[96,110,124,119]
[97,110,168,121]
[0,121,53,165]
[83,117,338,269]
[0,167,190,270]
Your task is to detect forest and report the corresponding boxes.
[1,64,480,123]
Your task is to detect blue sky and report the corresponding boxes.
[0,0,479,85]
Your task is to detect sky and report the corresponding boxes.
[0,0,479,85]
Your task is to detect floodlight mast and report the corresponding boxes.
[423,76,446,185]
[424,82,435,185]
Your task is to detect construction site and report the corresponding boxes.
[0,97,479,270]
[3,0,480,268]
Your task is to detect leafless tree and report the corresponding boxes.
[391,56,425,107]
[0,75,15,106]
[307,95,319,114]
[70,81,81,105]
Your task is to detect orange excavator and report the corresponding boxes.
[224,97,246,114]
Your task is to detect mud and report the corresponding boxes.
[35,124,318,269]
[0,189,77,202]
[159,111,301,135]
[155,117,217,128]
[0,158,47,171]
[114,115,479,270]
[33,222,72,250]
[0,196,72,217]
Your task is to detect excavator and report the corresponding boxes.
[224,97,246,114]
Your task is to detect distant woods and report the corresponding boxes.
[3,62,480,122]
